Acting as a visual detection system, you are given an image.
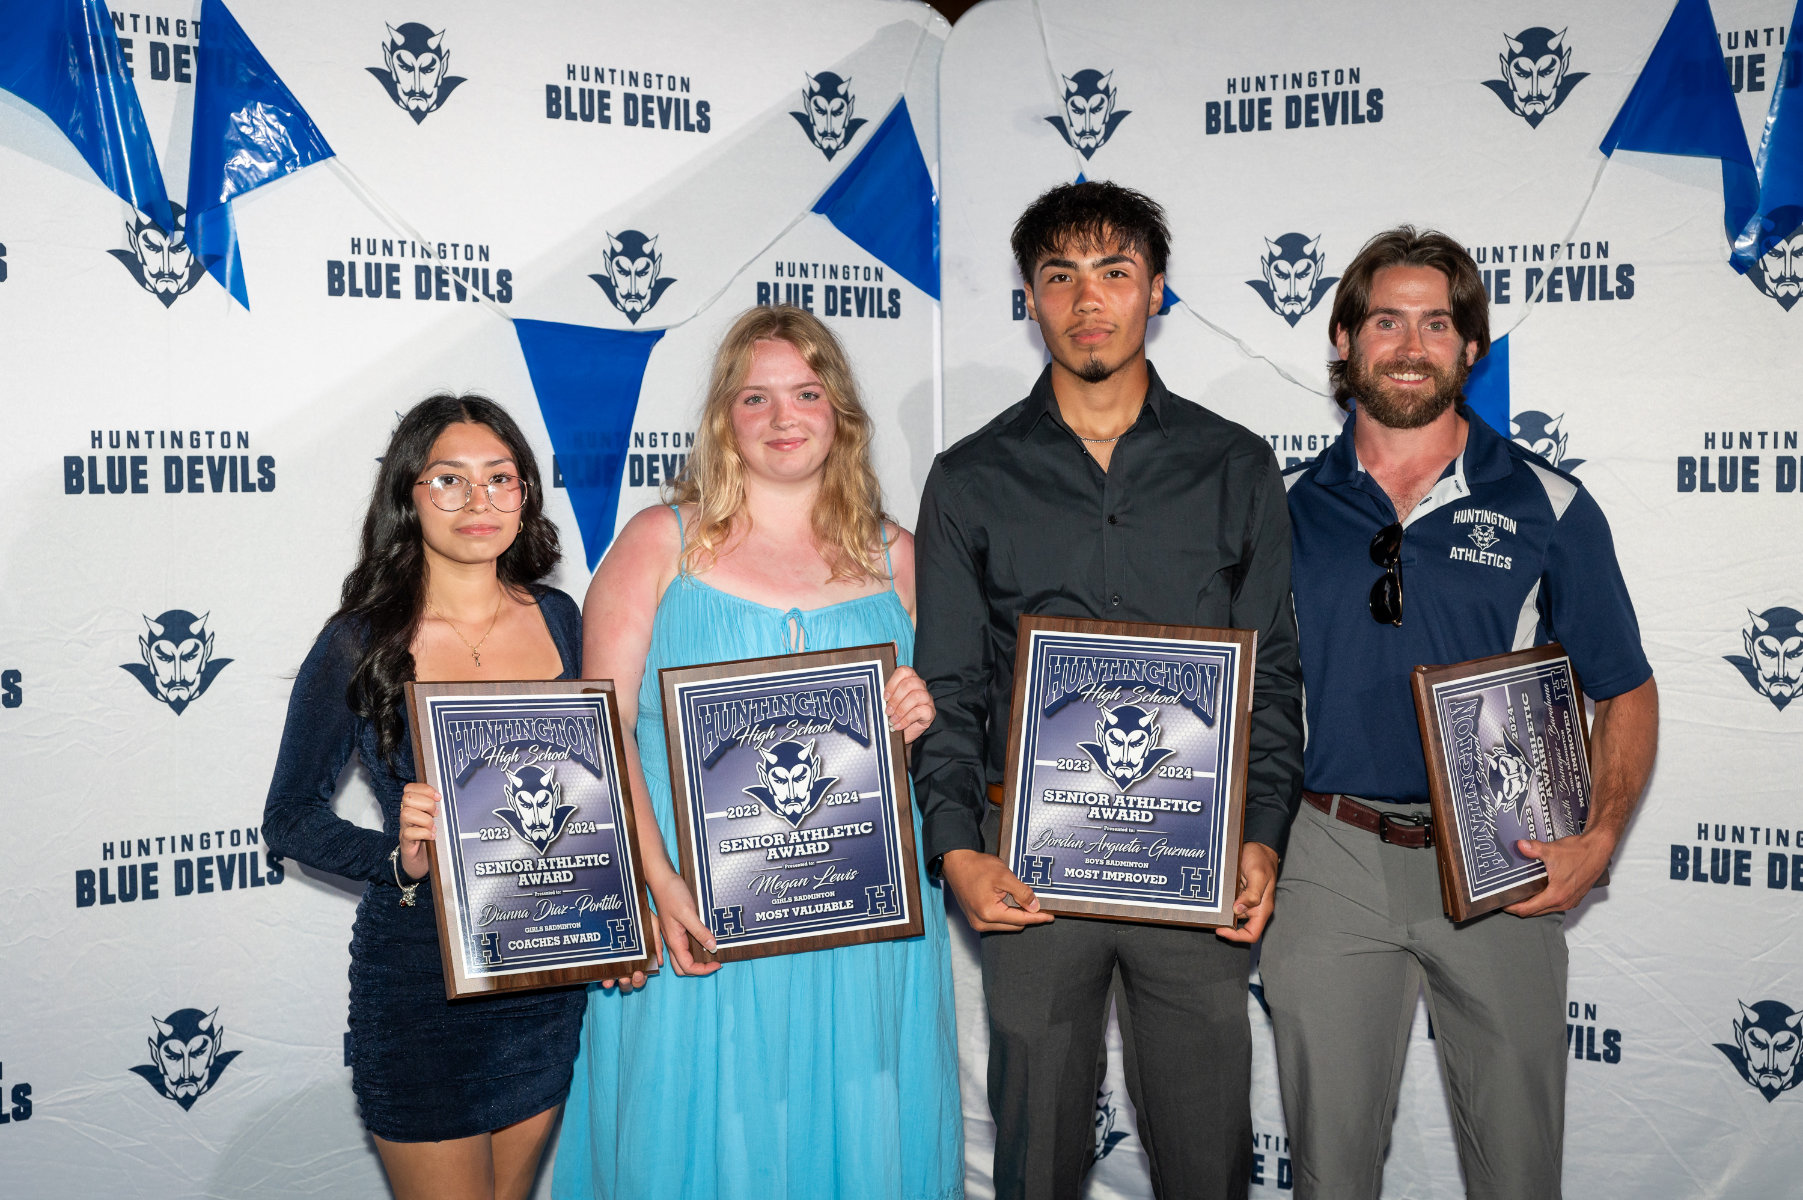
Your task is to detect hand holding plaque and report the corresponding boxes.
[996,616,1256,928]
[661,645,923,963]
[1412,644,1604,922]
[405,680,656,999]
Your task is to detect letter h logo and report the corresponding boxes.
[606,918,631,948]
[473,932,502,966]
[1181,866,1211,897]
[1022,855,1055,886]
[713,905,746,937]
[865,884,896,914]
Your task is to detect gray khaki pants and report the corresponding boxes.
[1260,797,1567,1200]
[978,806,1253,1200]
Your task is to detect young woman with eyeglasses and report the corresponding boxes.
[263,394,585,1200]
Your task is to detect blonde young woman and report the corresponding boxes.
[552,307,961,1200]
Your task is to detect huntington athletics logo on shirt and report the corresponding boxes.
[1448,508,1515,570]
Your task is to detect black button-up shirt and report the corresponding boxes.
[911,364,1304,862]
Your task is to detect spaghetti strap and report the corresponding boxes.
[670,504,685,546]
[881,521,896,592]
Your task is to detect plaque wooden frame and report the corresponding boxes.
[660,644,923,964]
[997,615,1257,928]
[1412,644,1600,922]
[406,679,655,1000]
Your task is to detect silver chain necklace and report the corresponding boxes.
[1073,404,1143,445]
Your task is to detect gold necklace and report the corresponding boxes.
[429,591,503,667]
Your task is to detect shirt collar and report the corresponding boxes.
[1312,401,1513,488]
[1014,361,1174,440]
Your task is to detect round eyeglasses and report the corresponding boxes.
[415,473,526,513]
[1368,521,1403,626]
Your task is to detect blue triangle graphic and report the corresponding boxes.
[1464,333,1509,436]
[813,97,938,298]
[514,319,665,570]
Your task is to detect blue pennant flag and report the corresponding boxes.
[1730,0,1803,271]
[514,320,666,570]
[0,0,171,227]
[813,97,938,299]
[1599,0,1758,248]
[186,0,334,307]
[1463,332,1509,436]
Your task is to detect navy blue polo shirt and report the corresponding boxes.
[1285,406,1651,803]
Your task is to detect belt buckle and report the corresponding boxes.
[1377,810,1433,847]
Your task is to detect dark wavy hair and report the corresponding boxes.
[1010,180,1170,286]
[332,394,561,763]
[1327,226,1490,411]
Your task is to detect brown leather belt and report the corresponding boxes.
[1303,790,1434,849]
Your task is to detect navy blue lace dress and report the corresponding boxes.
[263,588,587,1142]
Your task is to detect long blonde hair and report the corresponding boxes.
[665,306,888,583]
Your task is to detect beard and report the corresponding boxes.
[1349,347,1469,430]
[1075,353,1118,383]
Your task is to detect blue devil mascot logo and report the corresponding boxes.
[122,610,232,714]
[1090,1087,1131,1170]
[1247,233,1338,325]
[1511,411,1584,471]
[1078,703,1176,793]
[1747,207,1803,312]
[589,230,677,323]
[791,71,867,160]
[130,1007,241,1111]
[493,763,579,855]
[1717,999,1803,1101]
[1482,27,1587,127]
[745,739,838,828]
[369,22,466,122]
[109,203,212,307]
[1477,725,1557,852]
[1726,607,1803,710]
[1046,69,1131,159]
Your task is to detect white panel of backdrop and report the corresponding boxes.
[0,1,943,1195]
[5,0,1802,1197]
[941,2,1800,1199]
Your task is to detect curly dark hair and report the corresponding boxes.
[331,394,560,763]
[1010,180,1170,287]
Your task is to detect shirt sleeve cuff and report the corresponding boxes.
[921,804,986,864]
[1241,803,1294,862]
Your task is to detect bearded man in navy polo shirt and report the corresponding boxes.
[1261,227,1659,1200]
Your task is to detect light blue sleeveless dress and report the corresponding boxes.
[553,521,963,1200]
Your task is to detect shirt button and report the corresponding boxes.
[1107,514,1119,525]
[1110,593,1122,606]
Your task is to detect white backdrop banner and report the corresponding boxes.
[941,2,1800,1199]
[0,1,943,1195]
[4,0,1801,1197]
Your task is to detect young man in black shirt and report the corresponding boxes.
[912,181,1304,1198]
